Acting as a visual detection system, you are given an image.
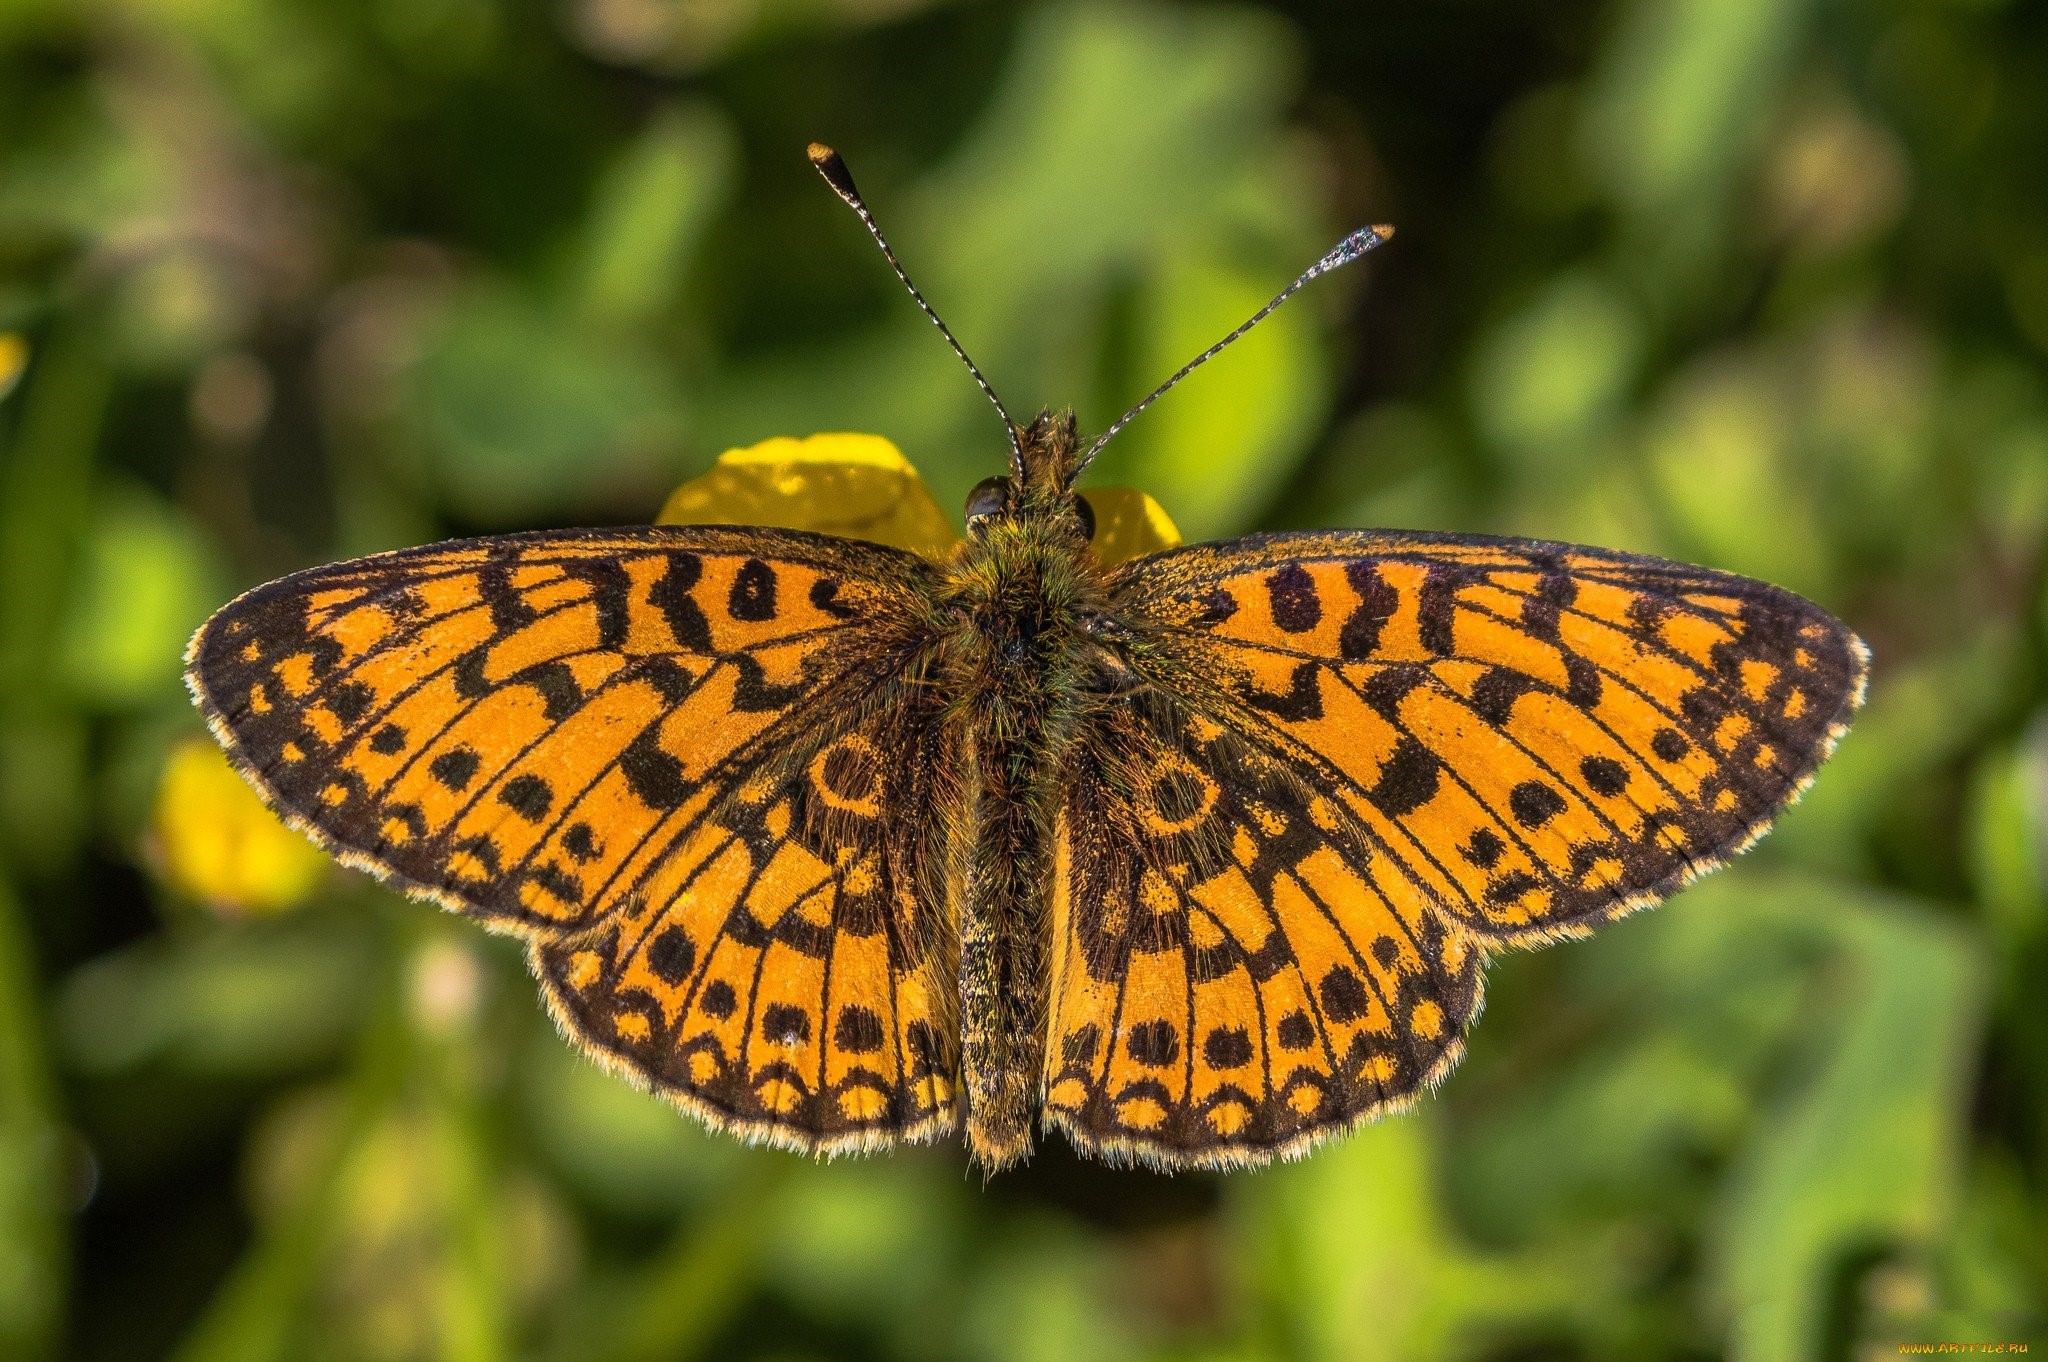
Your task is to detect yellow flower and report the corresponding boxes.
[1076,486,1185,565]
[658,432,1181,564]
[152,738,327,914]
[0,332,28,401]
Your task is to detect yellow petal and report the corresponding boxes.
[1086,487,1183,565]
[153,738,326,915]
[658,433,958,559]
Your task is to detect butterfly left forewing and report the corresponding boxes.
[187,526,961,1151]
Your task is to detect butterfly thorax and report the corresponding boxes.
[933,412,1119,1168]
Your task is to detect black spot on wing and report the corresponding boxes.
[1508,781,1566,829]
[1265,564,1321,633]
[1366,738,1440,817]
[621,730,688,810]
[1127,1020,1180,1067]
[760,1004,810,1045]
[1580,755,1630,796]
[647,927,696,985]
[833,1005,885,1054]
[1318,965,1370,1024]
[729,559,778,622]
[498,774,553,819]
[647,552,712,651]
[430,748,481,792]
[1339,562,1398,661]
[1203,1026,1253,1069]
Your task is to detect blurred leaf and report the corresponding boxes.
[960,1218,1140,1362]
[1703,877,1986,1362]
[1471,269,1642,467]
[58,486,225,709]
[518,1022,744,1222]
[1251,1119,1623,1361]
[1924,1152,2047,1340]
[571,103,737,336]
[1453,1020,1751,1242]
[1641,355,1833,595]
[0,322,106,874]
[404,286,686,522]
[57,913,372,1077]
[1582,0,1812,271]
[1965,717,2048,947]
[606,1159,786,1362]
[761,1159,962,1336]
[1320,404,1468,532]
[0,867,65,1362]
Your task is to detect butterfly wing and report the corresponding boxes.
[187,526,959,1151]
[1041,695,1485,1167]
[1043,530,1865,1166]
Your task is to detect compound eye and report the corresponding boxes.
[1073,493,1096,542]
[964,476,1013,528]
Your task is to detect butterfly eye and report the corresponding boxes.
[1073,494,1096,542]
[964,476,1014,529]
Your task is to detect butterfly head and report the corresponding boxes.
[964,409,1096,544]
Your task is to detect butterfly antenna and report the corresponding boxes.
[808,143,1024,478]
[1073,224,1395,476]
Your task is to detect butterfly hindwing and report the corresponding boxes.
[1043,697,1484,1166]
[532,687,960,1149]
[1113,530,1868,947]
[187,526,960,1151]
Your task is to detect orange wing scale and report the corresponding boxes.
[188,527,958,1152]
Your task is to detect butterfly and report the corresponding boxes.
[186,144,1867,1171]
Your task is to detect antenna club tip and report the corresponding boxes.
[1371,223,1396,241]
[806,142,859,199]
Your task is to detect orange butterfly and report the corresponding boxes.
[187,146,1866,1170]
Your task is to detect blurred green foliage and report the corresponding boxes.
[1,0,2043,1359]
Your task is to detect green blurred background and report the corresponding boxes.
[1,0,2042,1359]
